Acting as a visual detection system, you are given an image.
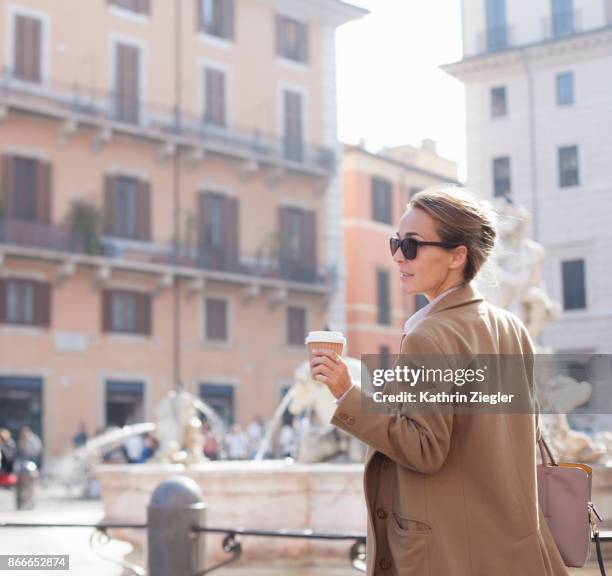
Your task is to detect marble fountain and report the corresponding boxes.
[53,196,612,568]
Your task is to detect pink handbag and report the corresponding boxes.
[537,435,606,574]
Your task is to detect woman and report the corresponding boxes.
[311,186,568,576]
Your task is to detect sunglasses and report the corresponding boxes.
[389,236,459,260]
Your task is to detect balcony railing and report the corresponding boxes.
[0,68,336,174]
[477,25,515,54]
[542,10,582,40]
[0,218,331,287]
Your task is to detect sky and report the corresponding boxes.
[335,0,467,181]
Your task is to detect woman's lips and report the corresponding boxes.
[400,272,414,279]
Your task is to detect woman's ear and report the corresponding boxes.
[449,245,468,270]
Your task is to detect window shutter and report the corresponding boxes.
[223,196,239,270]
[14,16,27,79]
[30,17,42,82]
[104,175,115,235]
[301,210,317,278]
[198,191,210,254]
[102,289,113,332]
[136,180,151,241]
[299,22,309,63]
[278,205,291,264]
[35,161,52,224]
[1,155,15,218]
[275,15,284,56]
[0,279,6,324]
[34,281,51,327]
[223,0,234,39]
[138,293,151,335]
[195,0,203,31]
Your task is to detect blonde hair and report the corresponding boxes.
[408,185,497,283]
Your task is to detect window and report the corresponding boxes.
[114,42,141,125]
[372,177,393,224]
[379,345,391,371]
[108,0,149,15]
[485,0,508,51]
[1,155,52,223]
[105,381,144,428]
[287,306,306,346]
[561,259,586,310]
[556,72,574,106]
[104,175,151,241]
[491,86,507,117]
[552,0,574,36]
[282,89,304,163]
[199,383,234,427]
[13,13,42,83]
[0,279,50,327]
[276,15,308,63]
[198,192,239,271]
[278,206,317,282]
[102,289,151,335]
[205,297,228,341]
[203,67,227,127]
[558,145,579,187]
[0,377,43,451]
[197,0,234,40]
[377,269,391,325]
[492,156,511,197]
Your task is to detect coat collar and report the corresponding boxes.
[425,281,484,318]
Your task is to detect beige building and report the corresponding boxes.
[342,140,459,365]
[0,0,366,461]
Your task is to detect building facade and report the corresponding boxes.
[0,0,366,460]
[443,0,612,354]
[342,140,459,366]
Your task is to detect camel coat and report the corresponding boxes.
[331,282,570,576]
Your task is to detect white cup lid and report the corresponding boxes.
[304,330,346,345]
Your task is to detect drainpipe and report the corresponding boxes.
[173,0,182,388]
[520,49,540,242]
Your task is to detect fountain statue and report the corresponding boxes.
[479,196,604,463]
[287,357,367,463]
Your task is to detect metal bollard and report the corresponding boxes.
[147,476,207,576]
[15,460,38,510]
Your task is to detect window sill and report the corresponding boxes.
[197,32,233,50]
[202,338,233,349]
[276,57,308,72]
[105,332,150,342]
[0,324,44,336]
[109,5,150,24]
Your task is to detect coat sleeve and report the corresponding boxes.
[519,324,541,444]
[330,331,454,474]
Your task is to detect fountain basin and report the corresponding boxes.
[95,460,367,563]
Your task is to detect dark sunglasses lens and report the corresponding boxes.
[402,238,418,259]
[390,238,400,256]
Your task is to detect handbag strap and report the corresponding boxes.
[538,435,558,466]
[590,503,607,576]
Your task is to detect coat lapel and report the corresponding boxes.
[362,282,483,470]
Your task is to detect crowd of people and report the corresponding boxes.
[75,412,316,464]
[0,426,43,486]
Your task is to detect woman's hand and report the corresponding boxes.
[310,349,353,399]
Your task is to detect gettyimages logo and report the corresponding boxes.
[357,353,612,415]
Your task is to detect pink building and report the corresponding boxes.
[0,0,365,461]
[342,141,459,365]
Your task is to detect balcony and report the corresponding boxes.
[0,218,331,290]
[476,25,515,54]
[0,68,336,176]
[542,10,582,40]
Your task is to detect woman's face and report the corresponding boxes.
[393,207,467,299]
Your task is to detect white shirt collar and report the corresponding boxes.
[403,283,465,334]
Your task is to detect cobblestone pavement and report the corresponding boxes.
[0,483,606,575]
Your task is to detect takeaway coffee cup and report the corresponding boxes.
[305,331,346,377]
